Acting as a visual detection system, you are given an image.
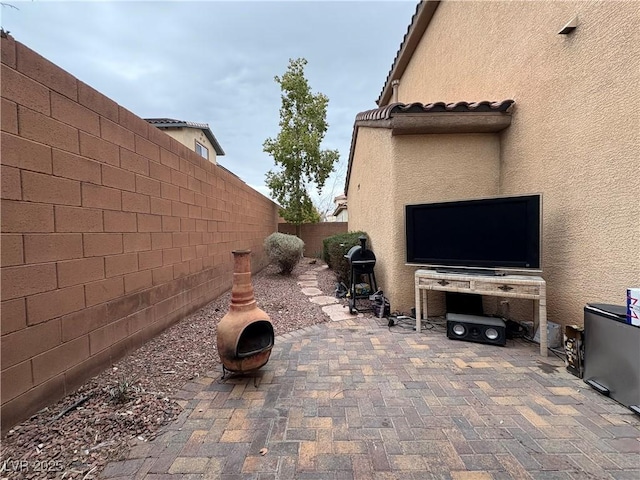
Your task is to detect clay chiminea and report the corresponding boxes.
[216,250,274,376]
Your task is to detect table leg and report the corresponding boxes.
[415,285,421,333]
[422,290,428,328]
[538,286,548,357]
[535,300,548,357]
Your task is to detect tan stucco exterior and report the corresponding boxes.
[161,127,219,164]
[349,127,396,299]
[349,130,502,315]
[333,208,348,222]
[348,1,640,327]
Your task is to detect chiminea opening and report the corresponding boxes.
[237,320,274,358]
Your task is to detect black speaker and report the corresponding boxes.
[446,313,507,346]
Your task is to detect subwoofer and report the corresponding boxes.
[446,313,506,346]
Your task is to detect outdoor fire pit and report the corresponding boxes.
[216,250,274,376]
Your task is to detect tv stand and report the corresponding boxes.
[435,268,505,276]
[414,269,548,357]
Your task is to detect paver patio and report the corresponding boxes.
[102,311,640,479]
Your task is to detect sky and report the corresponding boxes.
[2,0,419,213]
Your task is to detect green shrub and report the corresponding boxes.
[322,231,369,285]
[264,232,304,275]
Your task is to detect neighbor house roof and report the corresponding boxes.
[332,201,347,218]
[145,118,225,155]
[377,0,441,107]
[332,194,347,217]
[345,100,514,195]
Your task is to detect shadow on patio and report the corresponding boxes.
[102,315,640,479]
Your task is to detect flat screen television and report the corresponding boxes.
[405,194,542,273]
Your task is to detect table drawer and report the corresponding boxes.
[473,281,540,296]
[418,278,471,290]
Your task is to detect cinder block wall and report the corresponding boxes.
[278,222,348,258]
[0,34,279,432]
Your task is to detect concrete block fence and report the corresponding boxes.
[0,33,279,433]
[278,222,348,258]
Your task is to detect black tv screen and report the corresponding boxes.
[405,194,541,271]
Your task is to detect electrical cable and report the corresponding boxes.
[380,308,566,359]
[381,314,446,335]
[549,346,566,361]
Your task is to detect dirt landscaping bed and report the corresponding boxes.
[1,259,337,479]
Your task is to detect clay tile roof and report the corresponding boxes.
[145,118,225,156]
[356,100,515,121]
[345,100,515,196]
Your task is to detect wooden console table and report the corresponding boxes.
[414,269,548,357]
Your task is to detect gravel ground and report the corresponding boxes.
[1,258,339,479]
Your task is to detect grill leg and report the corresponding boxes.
[348,268,357,314]
[349,296,356,314]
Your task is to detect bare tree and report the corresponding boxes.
[1,2,19,36]
[313,156,347,221]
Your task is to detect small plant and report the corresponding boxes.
[106,376,139,404]
[264,232,304,275]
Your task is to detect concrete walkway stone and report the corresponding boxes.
[309,295,339,306]
[104,317,640,479]
[300,287,323,296]
[298,274,317,281]
[322,303,360,321]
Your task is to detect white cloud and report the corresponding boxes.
[3,0,418,201]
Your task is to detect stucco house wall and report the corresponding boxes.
[334,209,348,222]
[160,127,218,164]
[349,132,501,314]
[392,134,501,313]
[348,0,640,326]
[348,128,396,300]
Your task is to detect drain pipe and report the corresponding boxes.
[391,79,400,103]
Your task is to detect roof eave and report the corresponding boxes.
[390,112,513,135]
[147,120,225,156]
[202,129,225,156]
[377,0,441,107]
[344,101,514,196]
[332,204,347,217]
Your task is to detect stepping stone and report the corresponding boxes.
[309,295,339,306]
[322,303,358,321]
[297,280,318,287]
[300,287,323,296]
[298,274,317,281]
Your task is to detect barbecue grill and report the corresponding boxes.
[344,236,378,314]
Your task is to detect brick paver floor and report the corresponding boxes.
[102,313,640,479]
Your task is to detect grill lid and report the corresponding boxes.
[345,236,376,263]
